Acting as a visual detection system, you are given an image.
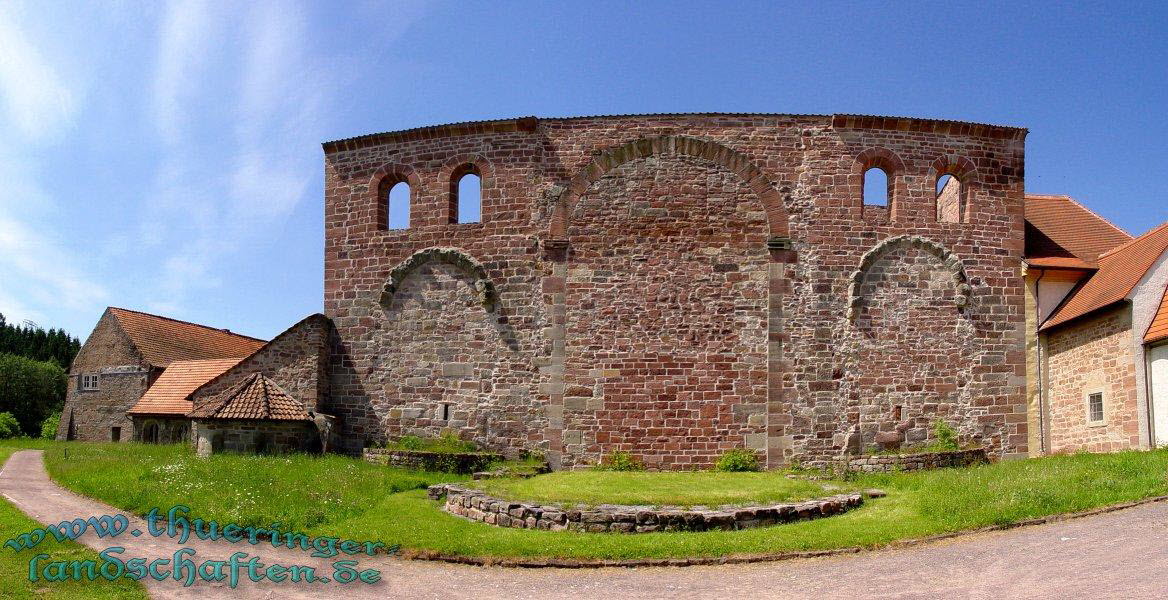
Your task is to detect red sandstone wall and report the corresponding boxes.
[322,114,1029,467]
[1045,306,1140,452]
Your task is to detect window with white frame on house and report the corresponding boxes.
[1088,391,1104,423]
[80,373,99,391]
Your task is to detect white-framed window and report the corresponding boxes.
[1087,391,1104,424]
[80,373,100,391]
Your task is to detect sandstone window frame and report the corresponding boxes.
[368,163,421,232]
[438,154,493,226]
[385,181,412,230]
[450,164,482,224]
[852,147,906,223]
[79,373,100,391]
[928,155,978,224]
[1086,389,1106,426]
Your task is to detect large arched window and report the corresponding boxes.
[450,164,482,224]
[387,181,411,229]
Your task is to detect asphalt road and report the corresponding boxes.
[2,449,1165,599]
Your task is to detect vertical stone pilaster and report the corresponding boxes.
[767,248,796,468]
[540,250,568,468]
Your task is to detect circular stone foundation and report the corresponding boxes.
[428,484,865,533]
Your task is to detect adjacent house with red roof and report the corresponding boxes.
[1024,197,1168,454]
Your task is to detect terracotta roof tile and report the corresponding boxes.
[128,358,244,416]
[1042,222,1168,331]
[189,373,311,421]
[1024,256,1097,270]
[108,307,266,367]
[1024,195,1132,262]
[1146,284,1168,344]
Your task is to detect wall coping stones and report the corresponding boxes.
[427,484,864,533]
[836,447,988,473]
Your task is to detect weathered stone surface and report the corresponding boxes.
[324,115,1029,467]
[837,448,988,473]
[428,484,863,533]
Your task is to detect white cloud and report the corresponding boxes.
[0,215,109,315]
[144,0,327,311]
[0,5,77,142]
[0,6,106,333]
[152,0,215,146]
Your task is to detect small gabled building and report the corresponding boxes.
[189,373,318,456]
[57,307,266,442]
[127,358,244,443]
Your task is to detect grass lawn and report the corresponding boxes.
[8,439,1168,561]
[475,471,854,507]
[0,445,149,599]
[37,441,464,531]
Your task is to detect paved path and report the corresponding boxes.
[2,449,1165,599]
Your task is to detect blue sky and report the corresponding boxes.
[1,0,1165,341]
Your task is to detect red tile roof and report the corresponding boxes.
[108,307,266,367]
[1025,256,1097,270]
[1042,222,1168,331]
[1024,195,1132,263]
[188,373,312,421]
[1146,283,1168,344]
[127,358,244,416]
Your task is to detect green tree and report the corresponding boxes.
[41,411,62,439]
[0,353,67,436]
[0,312,81,369]
[0,412,20,439]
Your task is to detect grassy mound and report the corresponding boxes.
[474,471,851,507]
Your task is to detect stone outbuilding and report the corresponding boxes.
[189,373,319,456]
[57,307,265,442]
[127,358,244,443]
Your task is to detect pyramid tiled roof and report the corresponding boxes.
[188,373,312,421]
[1043,222,1168,331]
[127,358,244,416]
[108,307,266,367]
[1024,195,1132,264]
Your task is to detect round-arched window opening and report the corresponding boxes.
[936,174,963,223]
[387,181,411,229]
[863,167,889,207]
[450,164,482,224]
[142,422,159,444]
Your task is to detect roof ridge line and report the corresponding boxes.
[1059,194,1131,241]
[1099,221,1168,259]
[108,307,268,343]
